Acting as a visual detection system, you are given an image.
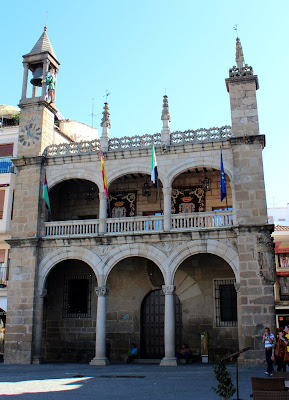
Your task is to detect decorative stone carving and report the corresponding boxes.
[95,286,109,296]
[109,133,161,150]
[170,126,232,145]
[234,283,241,293]
[162,285,175,295]
[43,125,232,156]
[229,65,254,78]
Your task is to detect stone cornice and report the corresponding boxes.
[6,237,41,248]
[229,134,265,148]
[39,227,237,248]
[19,98,58,115]
[12,155,45,168]
[234,223,274,235]
[225,74,259,92]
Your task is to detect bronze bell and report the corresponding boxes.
[30,67,43,87]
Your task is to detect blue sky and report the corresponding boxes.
[1,0,288,207]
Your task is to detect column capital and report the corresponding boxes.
[95,286,109,296]
[162,186,172,195]
[162,285,175,295]
[99,191,108,201]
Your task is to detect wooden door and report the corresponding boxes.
[141,289,182,358]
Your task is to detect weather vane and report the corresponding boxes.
[103,89,111,102]
[90,98,97,127]
[233,24,240,38]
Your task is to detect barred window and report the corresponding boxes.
[63,273,92,318]
[214,279,237,327]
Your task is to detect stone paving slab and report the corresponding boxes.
[0,363,267,400]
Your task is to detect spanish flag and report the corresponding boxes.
[100,150,108,197]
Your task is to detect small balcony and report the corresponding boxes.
[44,210,234,238]
[0,157,15,174]
[0,266,8,287]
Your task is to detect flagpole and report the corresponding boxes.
[156,178,163,215]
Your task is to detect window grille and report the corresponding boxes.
[214,279,237,327]
[63,273,92,318]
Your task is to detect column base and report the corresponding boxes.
[89,357,110,366]
[159,357,178,366]
[32,357,43,364]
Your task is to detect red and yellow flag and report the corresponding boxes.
[100,150,108,197]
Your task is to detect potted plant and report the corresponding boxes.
[212,359,236,400]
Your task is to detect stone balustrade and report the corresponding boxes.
[44,125,232,156]
[44,211,234,238]
[171,211,234,230]
[45,219,99,237]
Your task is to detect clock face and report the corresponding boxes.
[19,123,41,146]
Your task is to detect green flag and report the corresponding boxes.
[43,171,51,213]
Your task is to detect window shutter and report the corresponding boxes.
[0,144,13,157]
[0,250,5,263]
[0,191,5,219]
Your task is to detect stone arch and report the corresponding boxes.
[47,168,103,192]
[101,243,169,284]
[107,164,165,188]
[168,239,239,284]
[167,156,234,188]
[38,246,105,291]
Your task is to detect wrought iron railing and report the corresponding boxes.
[0,157,14,173]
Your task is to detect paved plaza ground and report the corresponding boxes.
[0,362,267,399]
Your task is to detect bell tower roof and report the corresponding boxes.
[28,27,57,59]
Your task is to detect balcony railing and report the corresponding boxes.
[171,211,233,230]
[0,266,8,286]
[45,219,99,237]
[0,157,14,173]
[106,215,164,234]
[44,211,234,238]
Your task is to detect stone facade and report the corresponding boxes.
[3,32,275,366]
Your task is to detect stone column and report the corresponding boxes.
[163,186,171,232]
[21,63,29,101]
[32,289,46,364]
[99,192,107,234]
[160,285,177,366]
[41,60,49,100]
[90,286,110,366]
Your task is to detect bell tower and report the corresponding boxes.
[4,29,60,364]
[18,27,60,158]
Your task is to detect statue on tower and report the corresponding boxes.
[45,69,56,103]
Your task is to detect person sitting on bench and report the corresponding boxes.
[176,344,191,363]
[127,343,139,363]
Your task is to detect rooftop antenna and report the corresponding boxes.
[103,89,111,102]
[233,24,239,38]
[90,98,97,127]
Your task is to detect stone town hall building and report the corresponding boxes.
[4,29,275,366]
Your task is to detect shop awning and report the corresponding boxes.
[275,241,289,253]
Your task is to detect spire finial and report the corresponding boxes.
[161,94,171,122]
[101,102,111,128]
[235,36,245,69]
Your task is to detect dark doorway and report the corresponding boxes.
[141,289,182,358]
